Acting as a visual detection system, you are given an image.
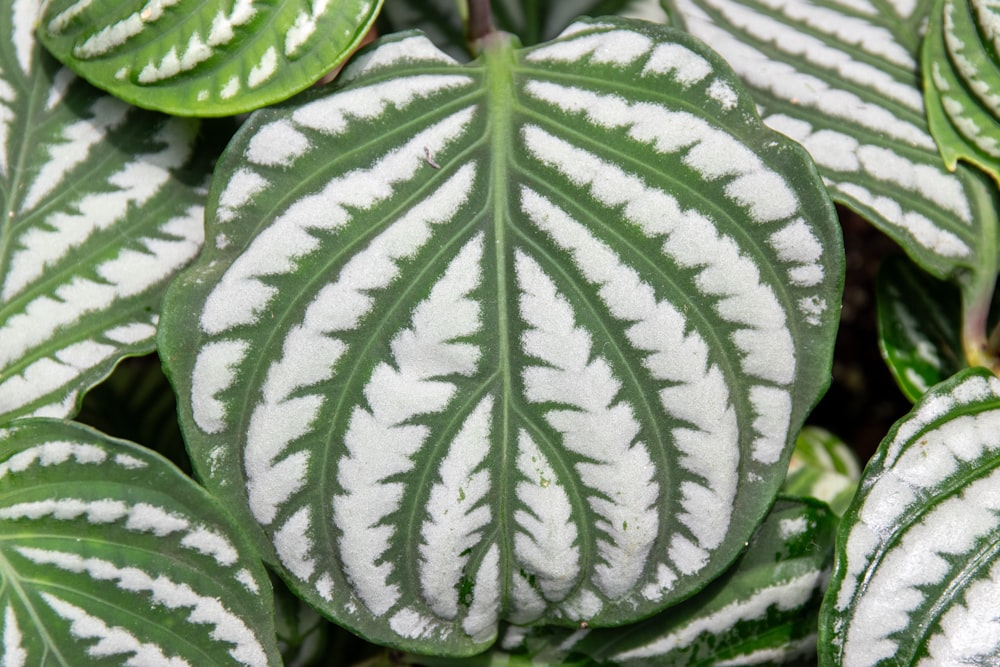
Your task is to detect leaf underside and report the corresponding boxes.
[36,0,383,116]
[159,19,842,654]
[0,0,207,423]
[821,368,1000,666]
[668,0,1000,283]
[0,419,281,666]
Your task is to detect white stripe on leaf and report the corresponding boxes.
[21,550,268,667]
[613,572,822,660]
[70,0,185,59]
[515,251,659,599]
[419,396,494,620]
[514,431,581,603]
[674,0,932,148]
[519,189,741,566]
[766,115,972,223]
[524,83,798,223]
[519,133,797,388]
[920,557,1000,666]
[339,35,459,83]
[3,116,196,300]
[463,544,500,644]
[201,107,476,335]
[41,594,190,667]
[0,440,105,477]
[0,499,243,569]
[526,29,653,67]
[334,234,484,617]
[842,465,1000,665]
[12,0,39,75]
[242,167,478,527]
[2,605,26,667]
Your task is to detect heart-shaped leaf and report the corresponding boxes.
[411,498,837,666]
[821,368,1000,665]
[0,419,281,666]
[36,0,382,116]
[0,1,207,423]
[668,0,999,286]
[783,426,860,517]
[876,255,964,402]
[159,19,842,654]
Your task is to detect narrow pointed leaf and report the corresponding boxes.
[159,19,842,655]
[876,255,964,402]
[413,498,837,666]
[668,0,1000,283]
[783,426,860,517]
[821,368,1000,666]
[37,0,382,116]
[0,1,207,423]
[0,419,281,666]
[924,0,1000,182]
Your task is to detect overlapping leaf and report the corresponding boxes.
[0,419,281,666]
[411,498,837,666]
[668,0,1000,284]
[159,19,842,654]
[783,426,860,516]
[378,0,659,60]
[821,368,1000,666]
[876,255,964,401]
[37,0,382,116]
[0,1,207,423]
[924,0,1000,184]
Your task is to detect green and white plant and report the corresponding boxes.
[3,0,1000,664]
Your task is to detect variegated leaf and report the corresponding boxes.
[0,419,281,666]
[0,0,207,423]
[668,0,1000,284]
[783,426,860,517]
[876,255,964,402]
[158,19,842,654]
[821,368,1000,666]
[411,498,837,666]
[924,0,1000,183]
[37,0,382,116]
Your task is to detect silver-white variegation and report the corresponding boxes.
[669,0,998,283]
[0,1,207,423]
[159,18,842,655]
[822,368,1000,666]
[0,419,281,666]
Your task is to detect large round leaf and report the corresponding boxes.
[0,0,207,423]
[0,419,281,666]
[159,19,842,655]
[821,368,1000,665]
[36,0,382,116]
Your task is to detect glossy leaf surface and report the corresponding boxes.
[0,1,206,423]
[0,419,281,666]
[413,498,837,666]
[669,0,999,283]
[822,368,1000,665]
[37,0,382,116]
[876,255,964,402]
[924,0,1000,183]
[160,19,842,654]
